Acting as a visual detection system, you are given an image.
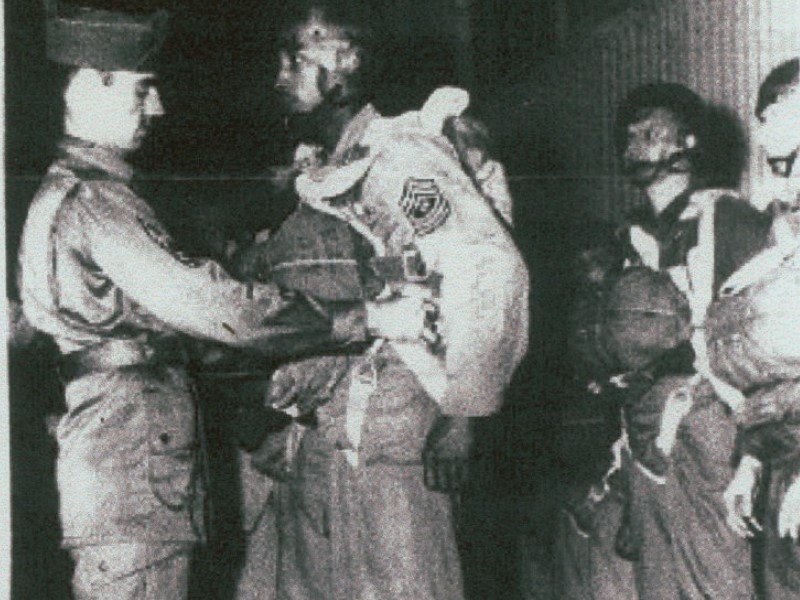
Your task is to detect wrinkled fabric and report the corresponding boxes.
[666,385,753,600]
[556,486,637,600]
[57,367,202,546]
[627,374,752,600]
[267,92,524,599]
[17,138,370,552]
[18,138,367,356]
[629,464,677,600]
[707,267,800,394]
[277,417,462,600]
[295,100,529,416]
[705,221,800,599]
[763,464,800,599]
[69,542,190,600]
[234,451,278,600]
[623,376,673,477]
[568,192,766,600]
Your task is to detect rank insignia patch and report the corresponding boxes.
[399,178,450,235]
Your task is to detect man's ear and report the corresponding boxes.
[64,68,104,108]
[683,133,697,150]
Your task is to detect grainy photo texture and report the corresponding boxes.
[5,1,800,599]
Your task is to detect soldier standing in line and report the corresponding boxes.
[719,57,800,599]
[230,2,529,598]
[18,3,424,597]
[562,83,768,600]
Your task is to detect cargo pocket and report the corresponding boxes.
[144,382,197,510]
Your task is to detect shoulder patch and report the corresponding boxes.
[399,178,450,235]
[137,216,205,268]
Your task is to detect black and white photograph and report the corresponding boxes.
[4,0,800,598]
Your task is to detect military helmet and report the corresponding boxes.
[278,0,380,105]
[614,83,705,157]
[280,0,374,48]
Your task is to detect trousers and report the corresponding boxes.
[234,450,278,600]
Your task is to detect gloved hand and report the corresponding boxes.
[267,355,350,414]
[779,471,800,541]
[723,455,763,538]
[423,415,473,493]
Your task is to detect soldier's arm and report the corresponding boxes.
[75,186,366,355]
[374,136,529,416]
[736,379,800,429]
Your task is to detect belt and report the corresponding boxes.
[58,337,189,384]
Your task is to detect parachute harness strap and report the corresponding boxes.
[685,191,746,410]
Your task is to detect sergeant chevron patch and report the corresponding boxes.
[399,178,450,235]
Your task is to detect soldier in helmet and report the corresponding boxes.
[715,57,800,598]
[562,83,769,599]
[231,2,529,598]
[18,3,425,597]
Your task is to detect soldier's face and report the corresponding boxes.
[275,49,327,114]
[112,72,164,150]
[758,88,800,199]
[621,108,695,187]
[65,69,164,151]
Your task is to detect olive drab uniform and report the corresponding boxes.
[267,88,529,600]
[705,208,800,599]
[620,191,766,600]
[17,137,367,597]
[560,189,768,600]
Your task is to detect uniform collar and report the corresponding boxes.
[655,188,694,236]
[57,136,134,183]
[626,188,695,243]
[330,104,380,164]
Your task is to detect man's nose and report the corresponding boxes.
[275,65,293,91]
[144,87,165,117]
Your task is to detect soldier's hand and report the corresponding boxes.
[423,415,473,493]
[366,296,426,341]
[779,473,800,541]
[267,356,350,413]
[250,428,293,481]
[724,455,762,538]
[8,300,38,350]
[267,366,304,410]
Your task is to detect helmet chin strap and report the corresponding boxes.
[625,149,693,188]
[285,88,352,148]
